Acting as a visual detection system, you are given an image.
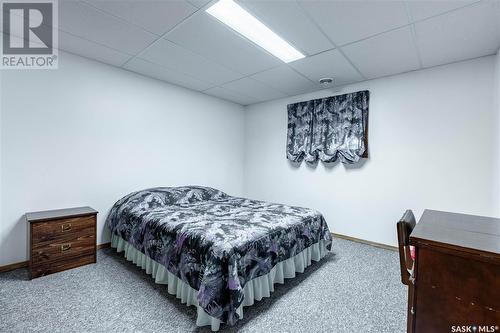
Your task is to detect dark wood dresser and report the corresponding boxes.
[409,210,500,333]
[27,206,98,279]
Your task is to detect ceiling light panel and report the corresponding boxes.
[206,0,305,63]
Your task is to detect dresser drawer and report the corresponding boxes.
[32,215,95,243]
[31,254,95,278]
[31,233,95,264]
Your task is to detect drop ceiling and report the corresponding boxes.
[3,0,500,105]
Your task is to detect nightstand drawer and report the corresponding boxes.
[31,254,95,278]
[32,215,95,243]
[31,233,95,264]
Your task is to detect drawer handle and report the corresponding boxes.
[61,243,72,252]
[61,224,72,232]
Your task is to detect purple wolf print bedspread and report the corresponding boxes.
[106,186,332,325]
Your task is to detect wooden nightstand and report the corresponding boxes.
[26,206,98,279]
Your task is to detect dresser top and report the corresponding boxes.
[26,206,98,223]
[410,209,500,257]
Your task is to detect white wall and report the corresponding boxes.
[0,69,3,256]
[1,53,499,265]
[495,49,500,216]
[243,56,499,247]
[0,52,245,266]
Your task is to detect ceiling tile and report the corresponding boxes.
[187,0,213,9]
[164,13,282,75]
[139,38,242,85]
[59,31,132,67]
[299,0,409,46]
[415,1,500,68]
[290,49,364,86]
[250,65,316,96]
[82,0,197,36]
[407,0,479,22]
[124,58,214,91]
[237,0,333,55]
[221,77,287,102]
[58,1,157,55]
[203,87,259,105]
[342,26,420,79]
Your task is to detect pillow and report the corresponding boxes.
[116,186,228,213]
[175,186,227,204]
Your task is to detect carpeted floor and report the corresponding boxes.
[0,238,406,333]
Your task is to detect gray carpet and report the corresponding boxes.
[0,238,406,333]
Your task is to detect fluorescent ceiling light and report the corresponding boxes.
[206,0,305,63]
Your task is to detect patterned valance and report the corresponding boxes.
[286,90,369,165]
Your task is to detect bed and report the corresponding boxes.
[106,186,332,330]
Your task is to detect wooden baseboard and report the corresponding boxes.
[97,242,111,250]
[332,232,397,251]
[0,260,29,273]
[0,242,112,273]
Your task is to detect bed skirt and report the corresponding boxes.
[111,234,330,331]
